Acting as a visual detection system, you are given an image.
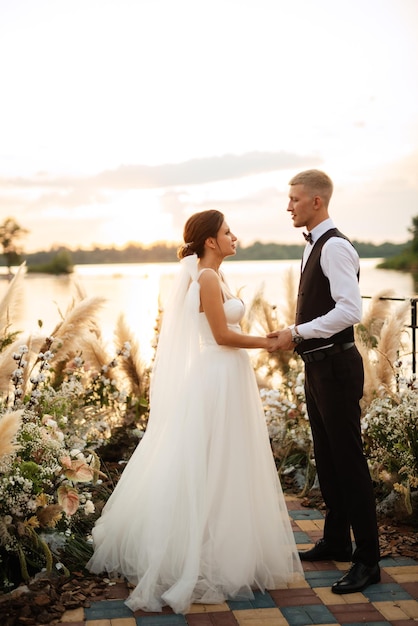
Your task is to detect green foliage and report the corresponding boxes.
[362,386,418,514]
[0,332,149,590]
[378,250,418,272]
[19,461,44,492]
[260,364,315,494]
[0,330,21,353]
[0,217,29,272]
[26,249,74,275]
[409,216,418,255]
[234,241,305,260]
[378,214,418,273]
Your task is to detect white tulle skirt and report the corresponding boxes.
[87,344,303,614]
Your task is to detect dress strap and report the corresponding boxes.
[197,268,217,279]
[197,267,237,303]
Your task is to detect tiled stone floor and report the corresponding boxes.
[57,496,418,626]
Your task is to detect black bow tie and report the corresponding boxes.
[303,231,313,244]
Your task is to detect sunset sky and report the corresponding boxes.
[0,0,417,252]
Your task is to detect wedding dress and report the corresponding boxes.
[86,255,303,614]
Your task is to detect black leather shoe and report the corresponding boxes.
[298,538,352,562]
[332,562,381,594]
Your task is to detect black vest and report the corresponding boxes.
[295,228,357,354]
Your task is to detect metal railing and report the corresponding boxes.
[362,295,417,374]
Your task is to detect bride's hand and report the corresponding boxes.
[266,336,278,352]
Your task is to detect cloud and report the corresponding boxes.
[158,156,418,247]
[0,151,320,246]
[33,189,107,211]
[0,151,318,195]
[2,150,417,251]
[91,152,320,190]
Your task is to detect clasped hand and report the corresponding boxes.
[266,328,294,352]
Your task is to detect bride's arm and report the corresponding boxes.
[199,270,268,349]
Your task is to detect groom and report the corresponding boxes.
[268,169,380,594]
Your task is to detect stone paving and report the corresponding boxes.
[57,495,418,626]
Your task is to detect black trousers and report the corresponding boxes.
[304,345,380,566]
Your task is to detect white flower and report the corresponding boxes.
[43,417,58,429]
[84,500,95,515]
[31,373,46,384]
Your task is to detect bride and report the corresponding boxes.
[87,209,303,614]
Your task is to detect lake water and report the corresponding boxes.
[1,259,416,365]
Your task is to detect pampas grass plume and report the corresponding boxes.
[376,300,409,388]
[0,262,25,332]
[0,409,23,457]
[114,314,147,396]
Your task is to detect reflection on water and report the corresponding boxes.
[1,260,416,365]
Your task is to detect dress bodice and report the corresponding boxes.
[199,297,245,346]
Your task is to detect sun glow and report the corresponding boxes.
[1,0,417,250]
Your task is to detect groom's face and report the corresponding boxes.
[287,184,315,230]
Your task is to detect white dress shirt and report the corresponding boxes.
[297,218,362,341]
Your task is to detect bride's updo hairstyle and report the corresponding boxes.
[177,209,224,259]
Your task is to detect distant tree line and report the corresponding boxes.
[8,239,407,268]
[0,214,413,273]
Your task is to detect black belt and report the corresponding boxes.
[300,342,355,363]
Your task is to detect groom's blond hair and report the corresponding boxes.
[289,169,333,207]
